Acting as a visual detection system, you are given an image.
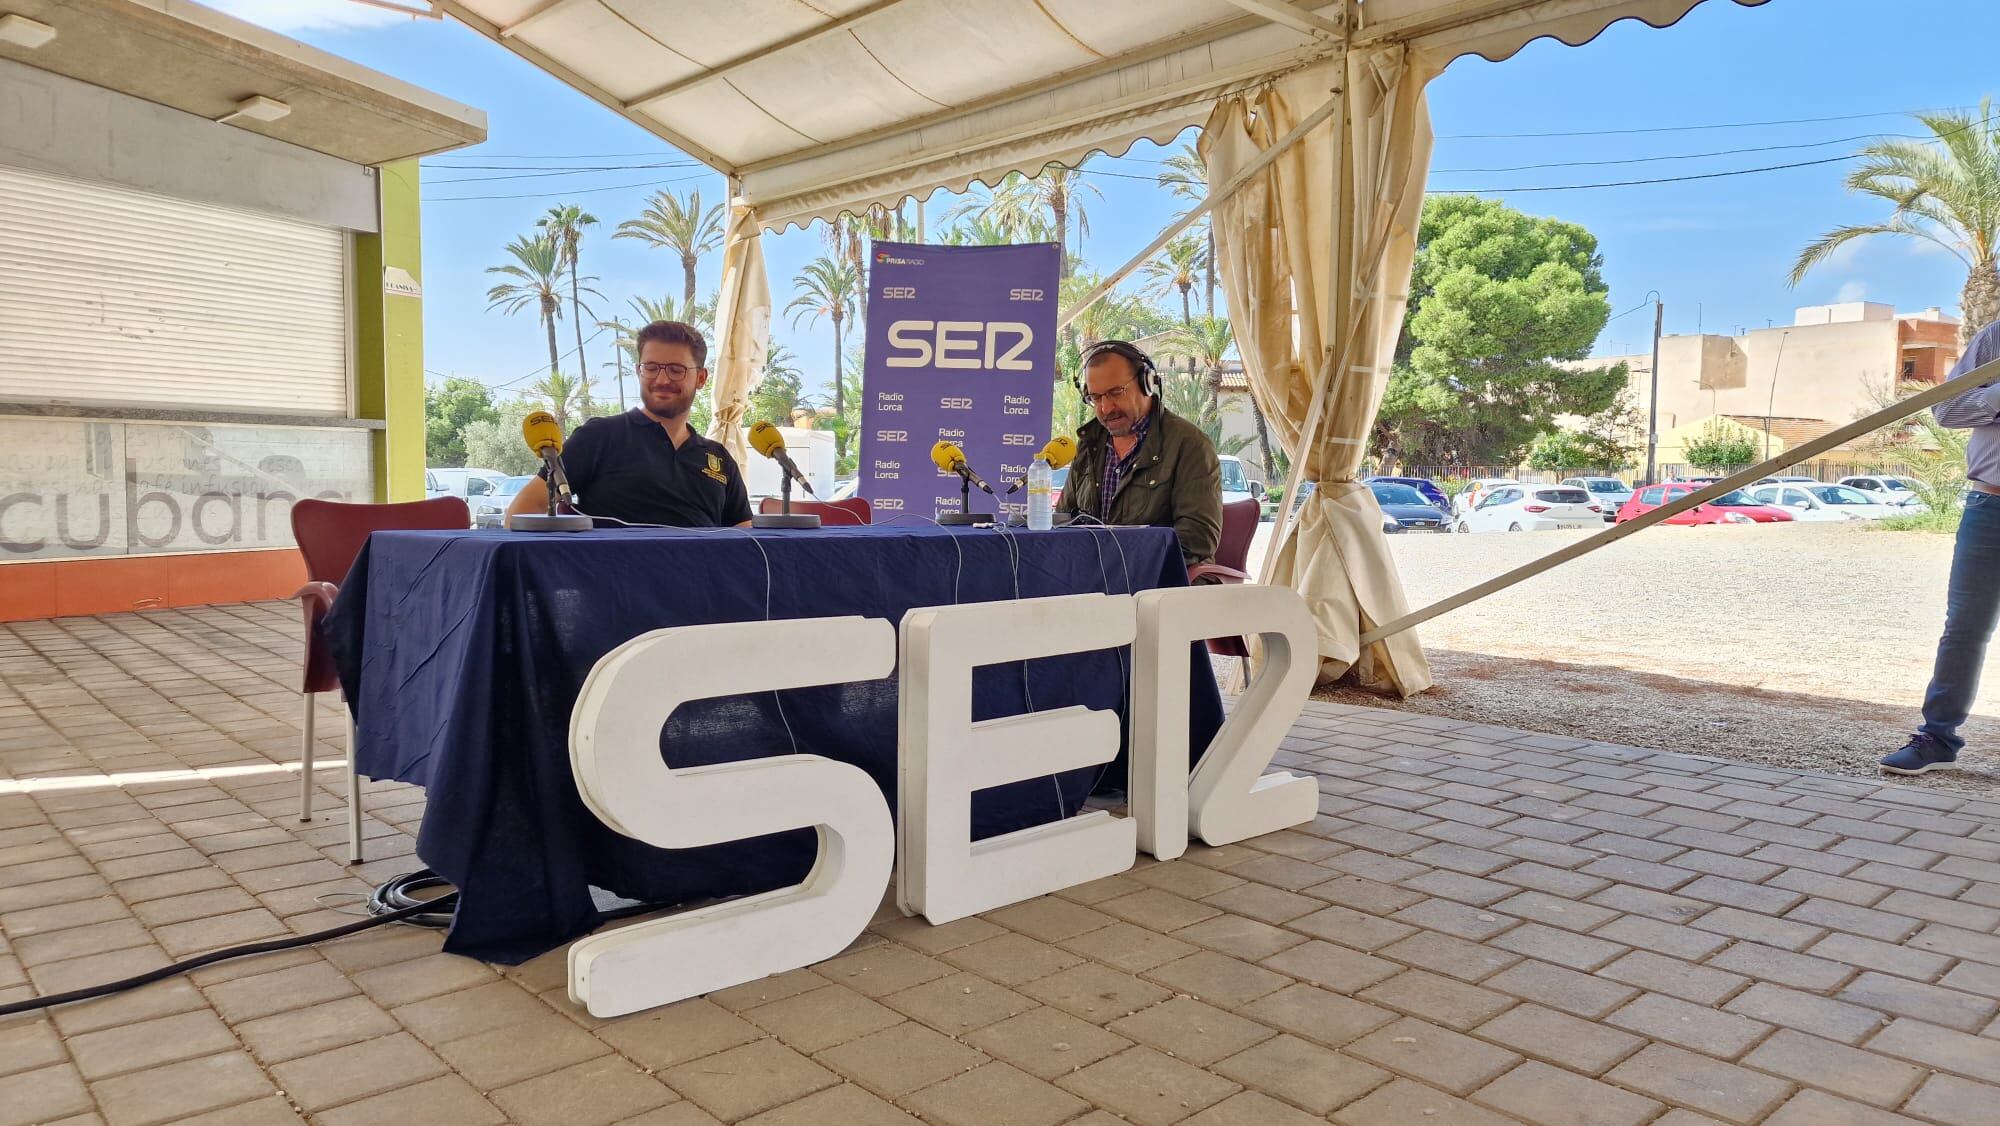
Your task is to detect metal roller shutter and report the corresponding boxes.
[0,163,350,416]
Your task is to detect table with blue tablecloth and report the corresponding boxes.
[321,522,1224,963]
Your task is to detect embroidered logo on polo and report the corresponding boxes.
[702,453,728,484]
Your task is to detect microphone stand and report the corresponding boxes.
[751,471,821,529]
[511,456,592,532]
[938,474,991,526]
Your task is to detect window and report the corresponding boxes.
[1639,487,1664,504]
[468,477,493,497]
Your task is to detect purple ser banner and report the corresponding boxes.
[859,241,1058,520]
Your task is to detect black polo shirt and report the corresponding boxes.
[544,410,752,528]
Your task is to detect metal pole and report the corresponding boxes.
[1644,292,1663,485]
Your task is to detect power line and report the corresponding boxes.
[1435,105,1970,140]
[1433,129,1914,174]
[486,324,617,392]
[432,150,681,161]
[424,172,718,202]
[1434,153,1856,194]
[427,161,700,182]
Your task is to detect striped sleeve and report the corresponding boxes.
[1935,324,2000,429]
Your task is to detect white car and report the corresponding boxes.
[1750,483,1902,522]
[1838,475,1926,508]
[426,467,508,503]
[1217,454,1265,508]
[1456,477,1520,515]
[1455,484,1604,532]
[1562,476,1632,522]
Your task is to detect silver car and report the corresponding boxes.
[1561,476,1632,522]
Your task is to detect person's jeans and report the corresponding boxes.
[1920,491,2000,753]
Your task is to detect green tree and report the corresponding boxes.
[786,256,862,455]
[423,377,499,468]
[526,369,586,434]
[1682,420,1760,474]
[747,344,813,426]
[486,232,572,381]
[1373,195,1624,469]
[537,204,600,402]
[938,213,1049,246]
[1790,100,2000,342]
[1142,234,1208,327]
[951,164,1100,275]
[461,398,543,476]
[1161,314,1275,478]
[1157,141,1215,314]
[1158,371,1252,458]
[615,188,725,308]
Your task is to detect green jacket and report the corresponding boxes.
[1057,404,1223,565]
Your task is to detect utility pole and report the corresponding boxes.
[1764,331,1789,463]
[1644,293,1664,486]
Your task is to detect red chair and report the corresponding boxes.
[1188,498,1263,658]
[291,496,470,863]
[757,495,872,525]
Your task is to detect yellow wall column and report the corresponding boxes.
[353,160,426,502]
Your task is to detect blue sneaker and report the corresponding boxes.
[1881,734,1957,776]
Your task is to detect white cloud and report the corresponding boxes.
[1834,279,1868,302]
[200,0,412,34]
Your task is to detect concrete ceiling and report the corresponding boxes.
[0,0,485,166]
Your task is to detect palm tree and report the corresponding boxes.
[1141,234,1209,327]
[537,204,600,401]
[1158,142,1216,314]
[615,188,725,307]
[485,232,569,380]
[938,213,1050,246]
[526,369,586,434]
[748,344,812,426]
[956,164,1102,275]
[1790,100,2000,343]
[595,316,634,411]
[785,256,862,447]
[1164,314,1275,478]
[1159,370,1252,458]
[628,293,715,337]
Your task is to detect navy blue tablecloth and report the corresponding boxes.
[321,523,1223,963]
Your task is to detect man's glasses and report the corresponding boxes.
[1082,378,1139,407]
[640,362,696,379]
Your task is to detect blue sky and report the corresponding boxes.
[210,0,1996,401]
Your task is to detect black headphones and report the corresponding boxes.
[1076,339,1158,398]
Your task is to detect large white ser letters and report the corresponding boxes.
[898,594,1136,923]
[567,617,896,1018]
[567,586,1319,1014]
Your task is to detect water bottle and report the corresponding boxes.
[1026,457,1053,530]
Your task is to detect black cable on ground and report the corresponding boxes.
[0,872,460,1018]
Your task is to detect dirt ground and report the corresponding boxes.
[1262,521,2000,797]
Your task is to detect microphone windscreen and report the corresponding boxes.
[749,420,786,458]
[521,411,563,456]
[930,440,964,473]
[1040,435,1077,469]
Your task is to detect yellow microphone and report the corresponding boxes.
[931,440,993,494]
[749,420,813,496]
[1006,436,1076,493]
[520,410,572,503]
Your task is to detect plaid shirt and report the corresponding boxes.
[1098,409,1155,516]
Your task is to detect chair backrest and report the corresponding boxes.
[1214,498,1260,572]
[292,496,473,586]
[758,496,871,526]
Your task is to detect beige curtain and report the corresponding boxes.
[1201,48,1438,695]
[709,198,771,469]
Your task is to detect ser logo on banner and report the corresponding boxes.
[566,584,1321,1018]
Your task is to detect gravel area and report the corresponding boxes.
[1261,521,2000,796]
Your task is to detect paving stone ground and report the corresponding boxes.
[2,601,1999,1125]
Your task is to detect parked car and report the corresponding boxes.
[1363,475,1450,511]
[1456,477,1520,515]
[1838,475,1927,507]
[426,467,508,503]
[1561,476,1633,522]
[471,475,537,528]
[1455,484,1603,532]
[1749,483,1901,522]
[1752,475,1819,486]
[1368,481,1449,532]
[1217,454,1264,508]
[829,476,859,501]
[1616,482,1793,525]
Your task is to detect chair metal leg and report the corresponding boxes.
[345,706,364,865]
[299,691,316,823]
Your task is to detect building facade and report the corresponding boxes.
[0,1,485,620]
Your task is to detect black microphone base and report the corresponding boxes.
[938,512,994,526]
[751,513,822,529]
[510,513,594,533]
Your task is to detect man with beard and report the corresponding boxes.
[1057,340,1222,565]
[505,320,753,529]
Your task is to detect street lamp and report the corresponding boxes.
[1643,291,1663,486]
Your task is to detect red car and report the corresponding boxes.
[1615,482,1794,526]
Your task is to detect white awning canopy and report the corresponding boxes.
[438,0,1764,232]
